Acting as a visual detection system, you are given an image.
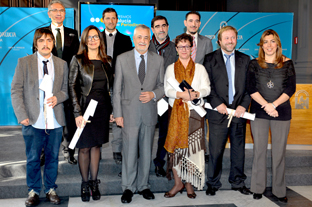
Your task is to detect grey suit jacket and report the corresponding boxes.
[113,49,164,127]
[195,34,213,64]
[11,53,68,126]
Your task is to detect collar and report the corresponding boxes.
[105,29,117,36]
[221,49,235,58]
[186,31,198,40]
[51,24,64,31]
[37,51,52,62]
[134,48,148,59]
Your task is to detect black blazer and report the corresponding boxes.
[33,25,80,67]
[102,30,132,73]
[203,49,251,124]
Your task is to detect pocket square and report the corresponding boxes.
[69,33,76,36]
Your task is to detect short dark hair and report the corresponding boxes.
[151,15,169,28]
[175,33,193,47]
[185,11,201,21]
[33,28,55,52]
[102,8,118,19]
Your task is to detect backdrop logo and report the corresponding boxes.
[90,17,100,23]
[0,32,16,38]
[220,21,227,29]
[295,90,309,109]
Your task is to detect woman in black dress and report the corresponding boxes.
[247,29,296,203]
[69,25,113,202]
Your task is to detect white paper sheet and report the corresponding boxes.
[204,103,255,121]
[167,77,206,117]
[39,74,54,129]
[69,99,98,149]
[157,98,168,116]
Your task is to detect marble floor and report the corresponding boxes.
[1,186,312,207]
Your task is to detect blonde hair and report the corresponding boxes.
[217,26,238,46]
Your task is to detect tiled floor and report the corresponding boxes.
[1,186,312,207]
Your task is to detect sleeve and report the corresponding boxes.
[152,56,165,101]
[164,64,178,99]
[282,60,296,97]
[68,56,82,118]
[246,60,258,95]
[196,64,211,98]
[53,61,69,104]
[112,56,124,118]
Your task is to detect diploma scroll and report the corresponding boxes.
[204,103,255,121]
[69,99,98,149]
[167,77,206,117]
[39,74,54,129]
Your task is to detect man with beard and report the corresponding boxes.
[203,26,252,196]
[101,8,133,167]
[149,15,177,177]
[113,25,164,203]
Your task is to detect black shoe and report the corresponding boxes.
[205,154,209,163]
[67,156,77,165]
[25,190,40,206]
[118,171,122,177]
[206,185,217,196]
[138,189,155,200]
[81,181,90,202]
[121,189,133,203]
[232,186,252,195]
[277,196,288,203]
[113,152,122,165]
[253,193,262,200]
[89,180,101,200]
[155,166,166,177]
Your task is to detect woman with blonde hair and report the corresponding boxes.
[247,29,296,203]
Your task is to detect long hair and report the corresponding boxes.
[257,29,284,69]
[77,25,109,66]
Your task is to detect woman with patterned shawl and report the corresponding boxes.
[163,33,211,199]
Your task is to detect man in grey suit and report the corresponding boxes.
[11,28,68,206]
[113,25,164,203]
[184,11,213,64]
[149,15,177,177]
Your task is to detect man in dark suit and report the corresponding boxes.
[101,8,133,166]
[11,28,68,206]
[203,26,252,196]
[113,25,164,204]
[149,15,177,177]
[38,0,80,165]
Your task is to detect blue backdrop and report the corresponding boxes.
[0,7,74,125]
[156,11,293,59]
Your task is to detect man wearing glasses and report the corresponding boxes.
[38,0,80,166]
[149,15,177,177]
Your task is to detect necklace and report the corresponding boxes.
[267,69,274,89]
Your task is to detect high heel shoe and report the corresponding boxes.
[187,192,197,199]
[164,184,185,198]
[81,181,90,202]
[89,179,101,200]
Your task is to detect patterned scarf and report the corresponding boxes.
[152,35,170,55]
[164,59,196,153]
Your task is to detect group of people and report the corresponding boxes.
[10,0,296,206]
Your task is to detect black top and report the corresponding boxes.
[247,59,296,120]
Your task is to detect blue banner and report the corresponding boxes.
[156,11,293,59]
[0,7,75,125]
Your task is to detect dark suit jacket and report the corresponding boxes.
[203,49,251,124]
[102,30,132,73]
[148,40,178,71]
[33,25,80,67]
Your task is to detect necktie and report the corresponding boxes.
[191,36,197,62]
[224,54,234,104]
[42,60,49,109]
[55,28,62,58]
[138,55,145,84]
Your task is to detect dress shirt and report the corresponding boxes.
[186,32,198,48]
[32,52,61,129]
[221,49,236,98]
[51,24,64,50]
[105,29,117,58]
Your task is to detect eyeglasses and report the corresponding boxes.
[49,9,65,13]
[88,35,99,41]
[177,46,191,50]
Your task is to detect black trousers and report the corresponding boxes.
[206,120,247,189]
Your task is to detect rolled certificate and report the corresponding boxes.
[167,77,206,117]
[69,99,98,149]
[205,103,255,121]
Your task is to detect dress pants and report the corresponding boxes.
[111,122,123,153]
[22,125,63,194]
[153,112,168,168]
[207,121,247,189]
[61,100,76,157]
[250,118,290,198]
[121,123,155,192]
